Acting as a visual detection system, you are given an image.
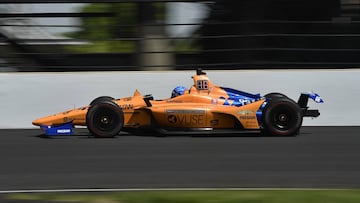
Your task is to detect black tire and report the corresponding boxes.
[90,96,115,106]
[262,98,303,136]
[86,100,124,138]
[264,92,288,100]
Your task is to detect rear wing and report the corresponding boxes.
[298,93,324,118]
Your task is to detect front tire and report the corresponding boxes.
[89,96,115,106]
[262,98,303,136]
[86,100,124,138]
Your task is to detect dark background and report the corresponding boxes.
[0,0,359,71]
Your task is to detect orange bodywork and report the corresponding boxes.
[33,72,266,130]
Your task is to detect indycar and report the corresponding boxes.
[32,69,323,137]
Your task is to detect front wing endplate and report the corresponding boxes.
[40,122,74,136]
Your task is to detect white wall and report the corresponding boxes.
[1,69,358,128]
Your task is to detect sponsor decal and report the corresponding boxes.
[120,104,133,110]
[168,115,177,124]
[239,116,256,120]
[57,129,71,134]
[237,110,254,115]
[236,98,254,106]
[220,97,258,107]
[166,110,205,126]
[177,114,204,125]
[314,96,322,103]
[167,114,204,125]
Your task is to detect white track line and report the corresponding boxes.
[0,188,351,194]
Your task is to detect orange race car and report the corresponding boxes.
[32,69,323,137]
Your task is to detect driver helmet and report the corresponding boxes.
[171,86,187,98]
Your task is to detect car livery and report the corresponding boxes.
[32,69,323,137]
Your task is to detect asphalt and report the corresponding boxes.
[0,126,359,191]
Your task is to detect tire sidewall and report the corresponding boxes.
[263,98,303,136]
[264,92,288,99]
[86,101,123,138]
[89,96,115,106]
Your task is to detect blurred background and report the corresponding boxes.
[0,0,359,71]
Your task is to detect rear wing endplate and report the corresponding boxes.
[298,93,324,118]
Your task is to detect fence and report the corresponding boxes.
[0,0,360,71]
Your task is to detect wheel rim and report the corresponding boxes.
[100,116,110,125]
[271,107,295,130]
[93,107,119,132]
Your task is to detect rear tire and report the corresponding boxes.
[262,98,302,136]
[264,92,288,99]
[86,100,123,138]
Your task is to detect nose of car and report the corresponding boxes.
[32,117,45,126]
[32,116,54,126]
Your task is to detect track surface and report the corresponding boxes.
[0,127,359,190]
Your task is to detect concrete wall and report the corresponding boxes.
[1,69,358,128]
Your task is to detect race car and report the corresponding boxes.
[32,69,323,137]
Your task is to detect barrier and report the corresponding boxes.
[1,69,358,128]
